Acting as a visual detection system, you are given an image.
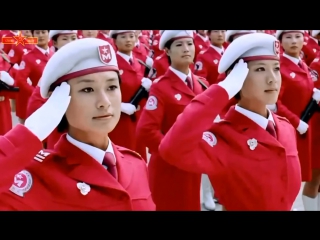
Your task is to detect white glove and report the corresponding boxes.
[218,59,249,99]
[146,56,153,67]
[27,77,32,85]
[297,120,308,135]
[0,71,14,86]
[121,103,137,115]
[24,82,71,141]
[141,77,152,91]
[312,88,320,102]
[267,104,277,112]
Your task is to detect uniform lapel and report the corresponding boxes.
[55,136,123,191]
[224,107,284,149]
[168,69,195,98]
[191,72,205,95]
[116,53,135,73]
[112,144,133,190]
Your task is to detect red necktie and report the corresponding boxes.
[103,152,118,180]
[266,120,277,138]
[129,58,133,65]
[185,77,193,90]
[45,52,48,57]
[298,61,304,69]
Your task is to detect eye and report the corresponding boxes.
[108,85,118,91]
[81,87,94,93]
[176,43,182,47]
[188,42,193,46]
[274,67,280,71]
[255,67,265,72]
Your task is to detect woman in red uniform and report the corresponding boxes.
[150,30,164,59]
[133,30,154,76]
[0,71,15,135]
[158,33,301,211]
[305,39,320,210]
[302,30,320,66]
[14,30,54,124]
[26,30,78,149]
[109,30,152,160]
[274,30,319,210]
[136,30,208,210]
[194,30,226,85]
[0,38,155,210]
[81,30,98,38]
[194,30,210,58]
[150,31,170,80]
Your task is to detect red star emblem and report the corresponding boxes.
[13,32,27,46]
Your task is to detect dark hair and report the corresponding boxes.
[164,39,174,65]
[31,30,50,34]
[51,35,59,52]
[56,72,122,133]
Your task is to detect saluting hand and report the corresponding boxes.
[218,59,249,99]
[24,82,71,141]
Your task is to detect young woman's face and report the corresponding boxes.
[209,30,226,46]
[66,71,121,135]
[82,30,98,38]
[281,32,304,56]
[166,37,195,65]
[21,30,32,37]
[33,30,49,47]
[115,32,135,52]
[240,59,281,105]
[54,34,77,49]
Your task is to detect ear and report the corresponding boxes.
[164,48,170,56]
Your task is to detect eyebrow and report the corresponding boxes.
[76,78,118,84]
[253,62,280,66]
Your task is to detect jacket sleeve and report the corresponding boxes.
[158,84,229,174]
[136,84,165,154]
[276,75,301,128]
[0,125,42,189]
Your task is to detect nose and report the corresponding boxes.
[183,43,190,52]
[267,70,277,84]
[96,91,111,109]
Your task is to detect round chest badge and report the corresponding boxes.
[9,170,33,197]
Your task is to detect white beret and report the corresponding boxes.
[109,30,135,38]
[311,30,320,37]
[159,30,194,50]
[275,30,304,40]
[225,30,256,42]
[49,30,78,40]
[218,33,280,74]
[40,38,118,98]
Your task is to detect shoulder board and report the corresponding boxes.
[116,146,144,161]
[275,114,290,123]
[196,77,208,90]
[142,43,150,51]
[153,75,165,83]
[33,149,53,163]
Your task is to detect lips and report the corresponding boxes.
[93,114,113,119]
